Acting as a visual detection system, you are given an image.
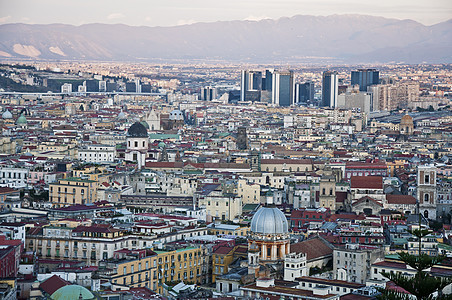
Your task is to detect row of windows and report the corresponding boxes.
[0,172,27,179]
[128,141,147,147]
[80,153,113,157]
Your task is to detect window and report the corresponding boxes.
[123,266,127,274]
[425,174,430,184]
[424,193,429,203]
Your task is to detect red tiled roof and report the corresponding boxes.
[39,275,70,295]
[386,194,416,205]
[0,187,17,194]
[261,159,313,165]
[290,237,333,261]
[73,224,119,234]
[350,176,383,189]
[213,246,234,255]
[346,162,387,169]
[335,192,347,203]
[352,196,383,207]
[145,162,184,168]
[373,261,407,269]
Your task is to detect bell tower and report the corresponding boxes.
[236,127,248,150]
[248,241,260,277]
[417,165,437,220]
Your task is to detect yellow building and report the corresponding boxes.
[198,194,242,221]
[319,176,336,211]
[207,223,250,237]
[107,249,158,290]
[152,246,206,294]
[237,179,261,204]
[49,177,98,207]
[387,160,406,177]
[72,166,111,186]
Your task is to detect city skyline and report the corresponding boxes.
[1,0,451,27]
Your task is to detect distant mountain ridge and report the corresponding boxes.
[0,14,451,63]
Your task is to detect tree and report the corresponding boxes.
[377,224,452,300]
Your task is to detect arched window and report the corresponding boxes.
[424,193,429,203]
[322,188,326,195]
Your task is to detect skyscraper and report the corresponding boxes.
[272,71,294,107]
[240,70,262,101]
[264,69,274,91]
[295,81,315,104]
[351,69,379,92]
[200,86,217,101]
[322,71,338,108]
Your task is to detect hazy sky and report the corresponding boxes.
[1,0,451,26]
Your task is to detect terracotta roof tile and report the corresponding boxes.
[290,237,333,261]
[386,194,416,205]
[39,275,70,295]
[350,176,383,189]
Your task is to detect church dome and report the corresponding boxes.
[140,120,150,129]
[2,110,12,119]
[51,285,95,300]
[16,114,27,125]
[400,114,413,125]
[250,205,288,235]
[169,110,184,121]
[117,110,126,119]
[127,122,148,138]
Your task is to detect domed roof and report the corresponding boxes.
[2,110,12,119]
[401,114,413,124]
[169,110,184,121]
[127,122,148,138]
[16,114,27,125]
[250,206,288,235]
[51,285,95,300]
[140,120,150,129]
[117,110,126,119]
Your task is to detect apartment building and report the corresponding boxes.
[26,223,208,266]
[333,244,384,284]
[49,177,98,207]
[78,144,116,163]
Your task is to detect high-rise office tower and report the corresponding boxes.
[295,81,315,104]
[272,71,294,107]
[98,81,107,92]
[322,71,338,108]
[351,69,379,92]
[240,70,262,101]
[264,69,274,91]
[200,86,217,101]
[135,79,142,93]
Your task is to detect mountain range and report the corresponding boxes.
[0,14,451,64]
